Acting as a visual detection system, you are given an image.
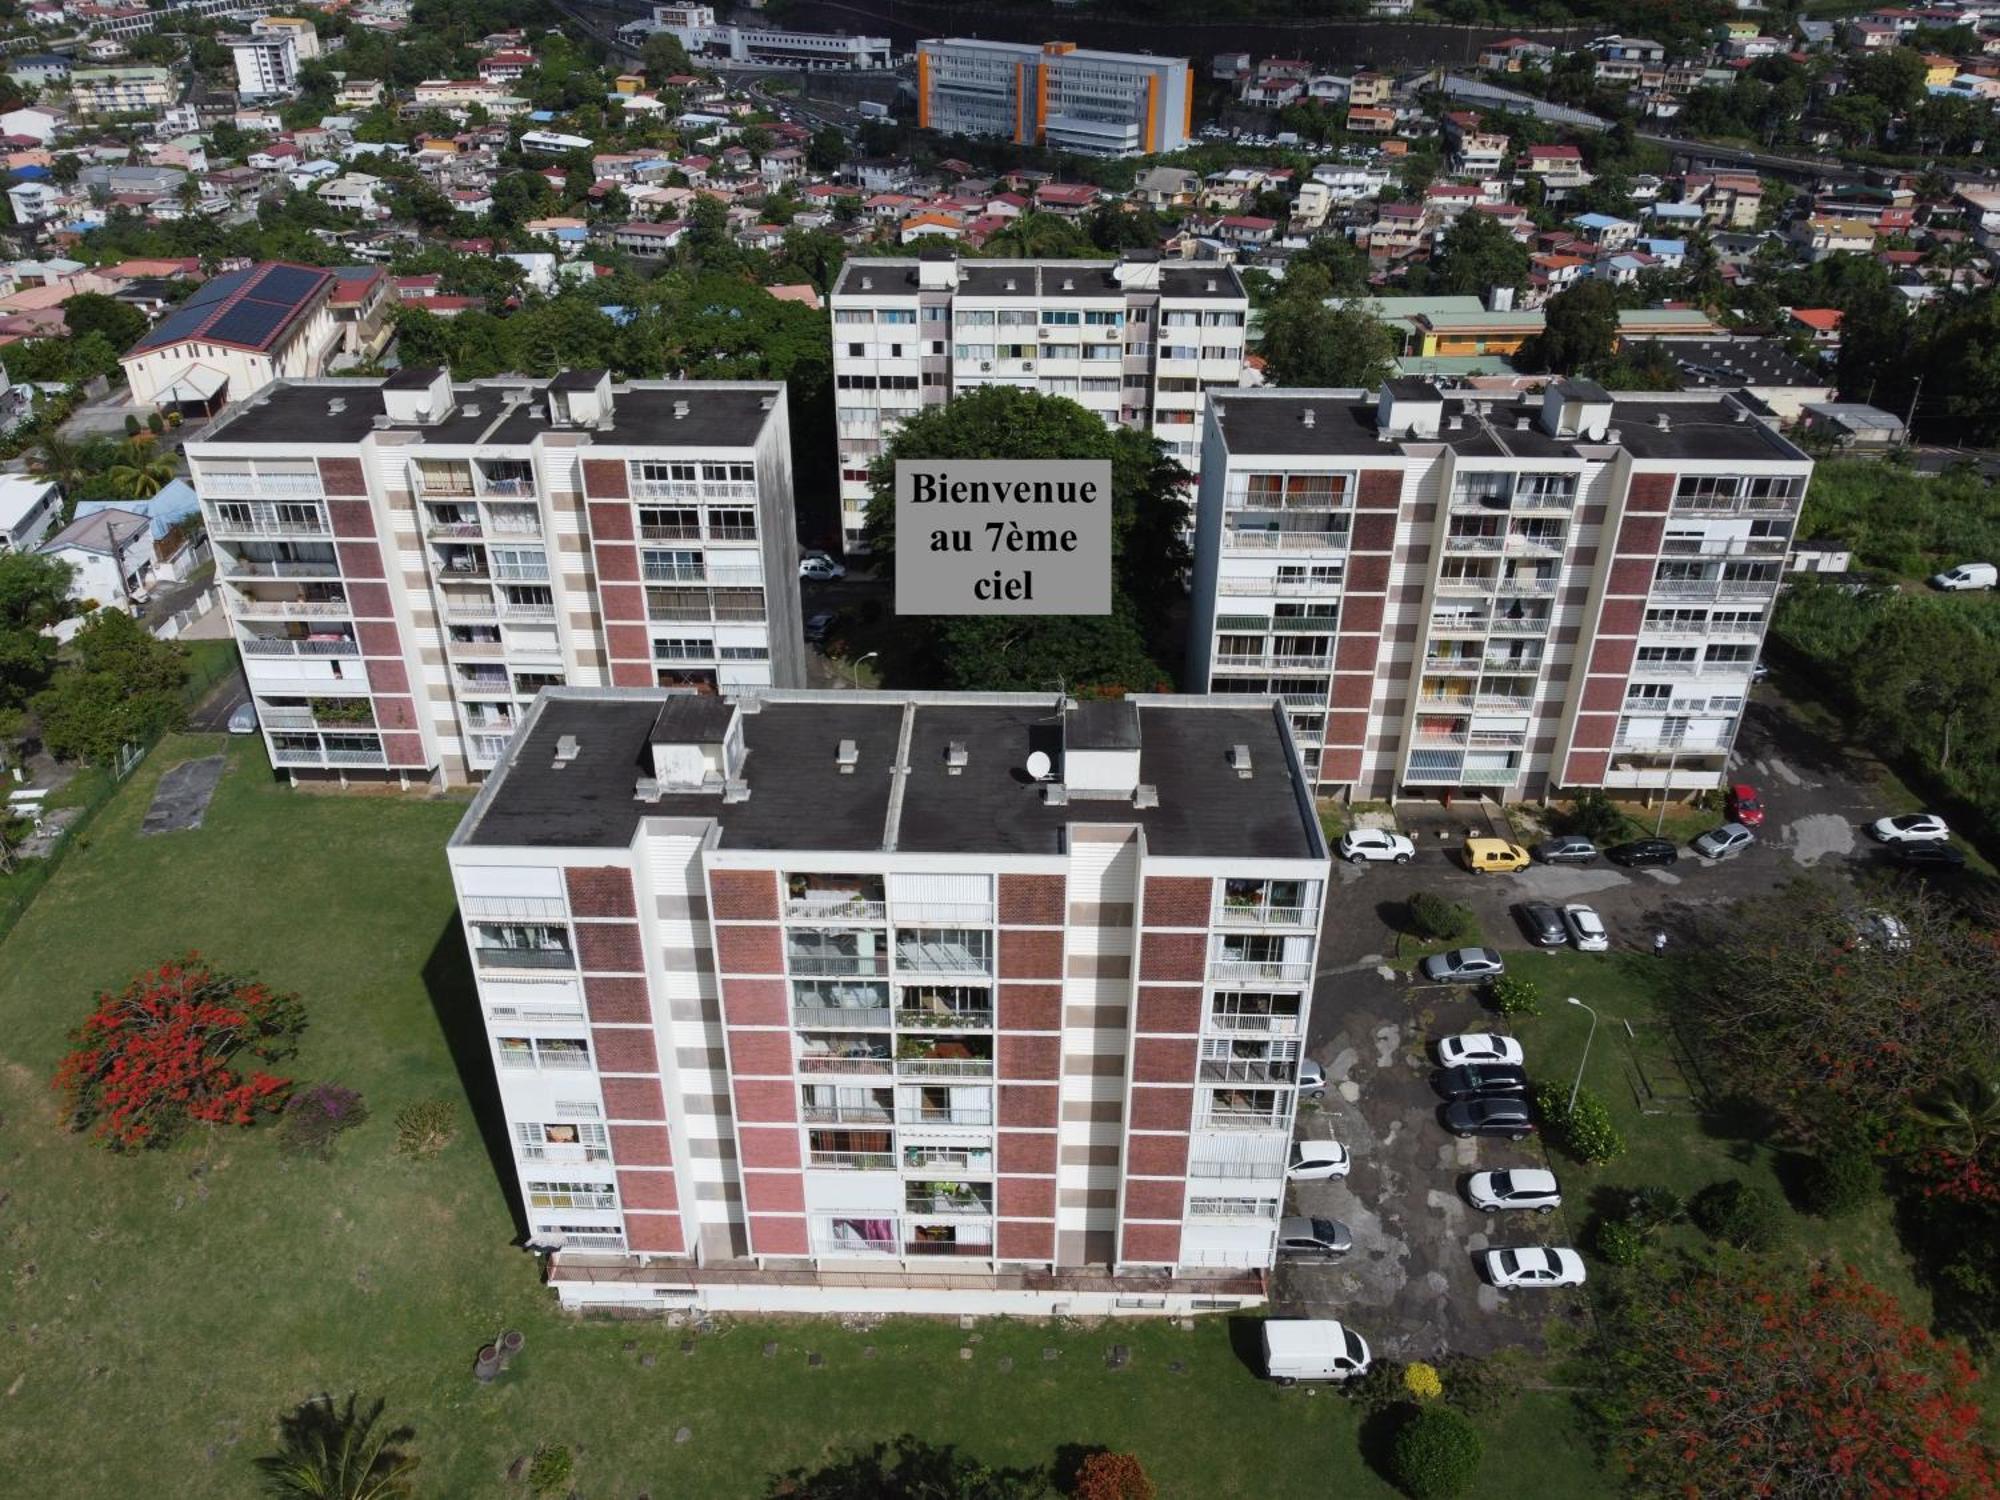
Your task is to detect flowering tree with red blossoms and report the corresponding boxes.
[53,954,304,1150]
[1602,1260,2000,1499]
[1071,1452,1156,1500]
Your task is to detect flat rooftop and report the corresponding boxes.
[1213,391,1388,457]
[192,378,784,450]
[455,690,1322,861]
[832,259,1244,301]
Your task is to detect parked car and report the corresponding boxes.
[1462,837,1530,874]
[800,555,846,581]
[1435,1032,1525,1068]
[1466,1168,1561,1215]
[1516,902,1567,947]
[1870,813,1950,844]
[1297,1058,1326,1100]
[1532,835,1599,866]
[1262,1320,1371,1384]
[1434,1063,1529,1101]
[1480,1246,1586,1289]
[1605,837,1679,867]
[1726,783,1764,828]
[1419,947,1506,984]
[226,701,258,735]
[1444,1096,1534,1140]
[1287,1140,1351,1181]
[1850,909,1912,953]
[1276,1216,1353,1260]
[1886,841,1966,870]
[1562,903,1609,952]
[803,610,837,644]
[1339,828,1415,864]
[1692,823,1756,860]
[1929,561,1997,591]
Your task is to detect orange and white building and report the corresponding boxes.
[914,38,1194,157]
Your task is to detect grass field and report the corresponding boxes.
[0,736,1613,1499]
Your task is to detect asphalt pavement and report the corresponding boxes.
[187,663,248,734]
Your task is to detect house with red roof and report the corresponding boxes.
[118,261,339,414]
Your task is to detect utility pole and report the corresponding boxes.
[1903,373,1924,446]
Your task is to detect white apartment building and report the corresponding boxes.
[68,67,175,117]
[447,687,1329,1315]
[228,29,301,98]
[184,371,806,787]
[640,3,893,68]
[1188,380,1812,800]
[916,38,1194,157]
[828,252,1249,553]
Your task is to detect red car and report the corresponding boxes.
[1726,783,1764,828]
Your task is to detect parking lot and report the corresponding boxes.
[1272,685,1933,1359]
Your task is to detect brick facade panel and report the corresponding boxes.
[1128,1085,1193,1131]
[998,1032,1060,1080]
[610,661,653,688]
[1323,711,1367,749]
[1350,510,1397,551]
[1133,1035,1197,1084]
[365,657,408,695]
[1588,635,1636,678]
[742,1172,805,1214]
[726,1027,794,1077]
[709,869,780,921]
[372,695,416,731]
[1335,633,1381,671]
[1125,1132,1188,1177]
[1357,468,1402,508]
[1121,1177,1185,1221]
[600,1076,665,1120]
[998,1082,1059,1127]
[998,1130,1058,1175]
[344,580,392,617]
[748,1215,808,1255]
[335,540,383,578]
[998,927,1062,979]
[318,456,367,496]
[591,1025,658,1074]
[586,500,634,540]
[998,1175,1056,1219]
[616,1170,677,1211]
[624,1212,683,1253]
[998,874,1066,925]
[605,623,650,663]
[717,977,788,1027]
[1134,986,1201,1035]
[1346,554,1391,592]
[1617,513,1665,554]
[713,924,782,974]
[1138,931,1205,983]
[1607,557,1654,596]
[1565,749,1611,785]
[996,1220,1055,1261]
[584,974,652,1024]
[1596,596,1645,637]
[1569,714,1616,751]
[1121,1222,1181,1263]
[609,1123,672,1166]
[996,983,1062,1032]
[326,497,374,537]
[737,1125,801,1169]
[1319,747,1363,785]
[1140,875,1209,928]
[593,541,639,583]
[581,458,629,499]
[380,732,426,768]
[1580,675,1627,713]
[731,1077,797,1124]
[565,866,637,919]
[578,922,644,974]
[600,582,646,623]
[1626,472,1673,511]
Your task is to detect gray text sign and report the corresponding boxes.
[894,459,1112,616]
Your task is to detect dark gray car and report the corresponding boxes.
[1444,1096,1534,1140]
[1276,1215,1353,1259]
[1516,902,1567,946]
[1532,835,1598,865]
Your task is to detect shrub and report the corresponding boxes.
[1532,1082,1625,1165]
[1801,1144,1879,1219]
[392,1099,457,1159]
[1690,1180,1787,1251]
[1340,1358,1406,1414]
[1072,1451,1156,1500]
[1487,974,1541,1017]
[527,1442,573,1498]
[1593,1215,1648,1267]
[1387,1406,1483,1500]
[1402,1361,1443,1403]
[1437,1354,1510,1418]
[278,1083,369,1160]
[146,410,164,435]
[52,953,302,1150]
[1408,890,1476,944]
[123,413,141,436]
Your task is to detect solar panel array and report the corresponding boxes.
[128,263,334,356]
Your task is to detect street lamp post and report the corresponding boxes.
[850,651,879,691]
[1565,996,1599,1114]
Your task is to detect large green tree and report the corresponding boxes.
[33,609,189,764]
[1428,210,1530,298]
[0,551,75,708]
[1531,280,1619,374]
[1259,269,1395,389]
[1852,605,2000,773]
[861,386,1188,692]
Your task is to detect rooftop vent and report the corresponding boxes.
[371,414,393,429]
[1732,406,1748,423]
[759,394,776,411]
[836,738,859,775]
[1205,278,1218,292]
[552,734,580,769]
[327,397,346,415]
[673,400,690,420]
[1607,427,1622,445]
[1514,415,1530,430]
[1655,412,1671,431]
[1301,407,1315,428]
[1133,783,1159,809]
[1061,276,1074,291]
[860,275,873,290]
[944,740,968,776]
[722,778,752,803]
[1447,414,1464,431]
[1004,277,1017,291]
[1230,743,1253,779]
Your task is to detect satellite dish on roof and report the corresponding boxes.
[1025,750,1053,781]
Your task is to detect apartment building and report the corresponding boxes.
[828,252,1249,552]
[69,67,175,117]
[446,687,1329,1315]
[228,32,300,97]
[1188,380,1812,800]
[184,371,805,786]
[916,38,1194,157]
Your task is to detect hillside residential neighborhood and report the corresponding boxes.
[0,0,1999,1496]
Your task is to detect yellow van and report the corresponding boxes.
[1462,837,1530,874]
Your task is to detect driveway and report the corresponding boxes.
[1275,682,1902,1358]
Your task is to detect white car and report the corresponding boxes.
[1481,1246,1586,1289]
[1466,1168,1561,1215]
[1870,813,1950,845]
[1287,1140,1351,1180]
[799,555,846,581]
[1435,1033,1525,1068]
[1562,903,1609,952]
[1338,828,1415,864]
[1691,823,1755,860]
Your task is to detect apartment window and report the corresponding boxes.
[719,645,769,661]
[638,506,699,539]
[922,306,948,322]
[702,463,754,485]
[653,637,712,661]
[514,1120,611,1160]
[636,461,697,485]
[1675,475,1738,501]
[1635,647,1696,666]
[707,508,756,541]
[1625,683,1672,704]
[497,1036,592,1071]
[880,309,916,324]
[1044,343,1080,360]
[834,308,874,325]
[847,342,864,357]
[957,309,995,327]
[1083,309,1122,326]
[526,1180,618,1210]
[1040,309,1080,325]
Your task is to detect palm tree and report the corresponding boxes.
[256,1394,418,1500]
[105,440,178,500]
[1907,1073,2000,1159]
[29,433,102,498]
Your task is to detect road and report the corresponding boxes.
[187,663,248,734]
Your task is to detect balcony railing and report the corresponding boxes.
[1202,1110,1289,1130]
[500,602,557,622]
[1443,533,1504,553]
[1216,904,1314,928]
[1460,766,1520,785]
[808,1150,895,1170]
[640,523,702,541]
[1495,575,1559,596]
[1217,574,1341,595]
[894,942,991,975]
[1474,692,1537,711]
[802,1104,895,1124]
[1209,960,1312,984]
[634,479,702,501]
[1207,1010,1302,1035]
[896,1057,995,1078]
[480,476,534,497]
[905,1193,993,1216]
[239,636,360,657]
[1669,495,1797,517]
[1200,1058,1295,1085]
[894,1007,993,1030]
[1225,530,1351,551]
[230,596,349,619]
[1651,577,1781,600]
[201,472,322,498]
[798,1054,893,1075]
[896,1108,993,1127]
[890,901,994,925]
[785,896,887,922]
[792,1004,893,1029]
[425,520,483,539]
[219,556,341,579]
[1660,537,1789,558]
[211,511,329,539]
[1488,616,1551,635]
[474,947,576,970]
[1212,654,1333,671]
[492,561,550,582]
[787,955,890,977]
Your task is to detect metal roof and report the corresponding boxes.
[125,261,333,357]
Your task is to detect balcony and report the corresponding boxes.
[1207,1006,1302,1035]
[1460,766,1521,785]
[229,594,349,620]
[219,555,341,580]
[1488,614,1551,635]
[905,1184,993,1216]
[1669,494,1798,517]
[1217,574,1341,595]
[432,554,490,581]
[480,474,535,498]
[1212,653,1333,672]
[633,478,703,502]
[239,635,360,657]
[1660,537,1789,559]
[802,1102,895,1125]
[474,946,576,970]
[1651,576,1780,601]
[1200,1056,1296,1085]
[1202,1108,1289,1130]
[1225,485,1352,512]
[1443,532,1504,553]
[896,1107,993,1127]
[1494,575,1558,596]
[785,875,885,923]
[424,516,483,539]
[211,506,329,540]
[896,1036,994,1077]
[201,470,323,499]
[500,600,557,623]
[270,742,388,769]
[492,559,550,583]
[797,1036,893,1075]
[809,1150,896,1170]
[786,947,889,977]
[413,464,475,496]
[1209,960,1312,984]
[1474,691,1537,711]
[1225,529,1351,552]
[894,933,992,976]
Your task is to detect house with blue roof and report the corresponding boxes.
[118,262,341,415]
[1570,212,1640,250]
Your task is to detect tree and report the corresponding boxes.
[1259,277,1396,389]
[104,439,179,499]
[1290,233,1369,297]
[1677,880,2000,1141]
[0,550,76,708]
[27,433,116,502]
[1532,280,1619,374]
[640,31,691,85]
[59,291,145,351]
[34,609,190,763]
[1852,605,2000,772]
[1599,1260,1999,1499]
[766,1434,1049,1498]
[256,1393,417,1500]
[1386,1407,1482,1500]
[861,387,1186,692]
[981,210,1096,259]
[806,124,848,175]
[1071,1452,1155,1500]
[1428,210,1529,298]
[53,953,303,1150]
[1085,202,1166,252]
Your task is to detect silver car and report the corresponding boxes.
[1691,823,1754,859]
[1276,1216,1353,1260]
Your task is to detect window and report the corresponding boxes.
[526,1180,618,1210]
[498,1037,592,1070]
[1039,309,1080,325]
[514,1120,611,1160]
[880,308,916,324]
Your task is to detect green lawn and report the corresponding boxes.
[0,736,1612,1499]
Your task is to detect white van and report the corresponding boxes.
[1930,562,1997,591]
[1262,1319,1372,1384]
